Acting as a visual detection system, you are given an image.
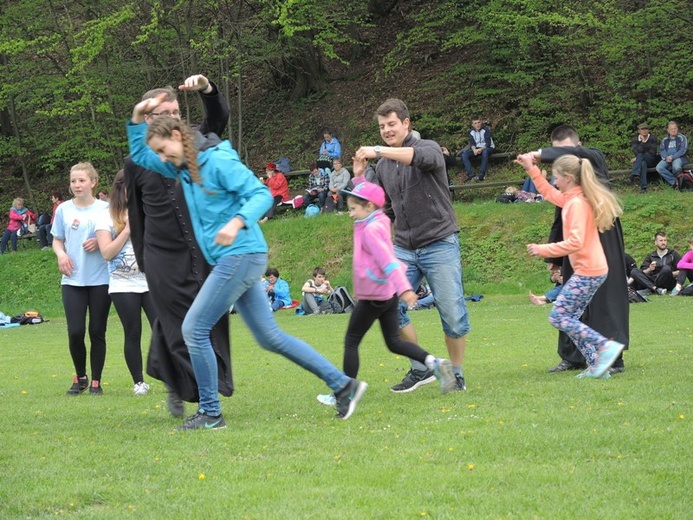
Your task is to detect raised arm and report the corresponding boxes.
[179,74,230,137]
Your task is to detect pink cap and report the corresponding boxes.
[341,181,385,208]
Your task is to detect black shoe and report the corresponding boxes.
[454,373,466,391]
[89,381,104,395]
[608,366,626,375]
[335,379,367,420]
[177,411,227,430]
[167,391,185,418]
[390,368,437,393]
[548,360,587,373]
[66,376,89,396]
[477,175,486,182]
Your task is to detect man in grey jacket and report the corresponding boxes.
[353,98,470,392]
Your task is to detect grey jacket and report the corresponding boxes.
[374,133,459,250]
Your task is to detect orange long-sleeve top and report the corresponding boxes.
[528,165,607,277]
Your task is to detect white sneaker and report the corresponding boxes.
[133,381,150,395]
[317,393,336,406]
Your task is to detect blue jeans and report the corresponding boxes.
[395,233,470,370]
[461,147,492,179]
[631,153,658,189]
[656,157,686,186]
[182,253,350,416]
[1,229,18,253]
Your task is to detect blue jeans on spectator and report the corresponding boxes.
[545,284,563,303]
[181,252,350,416]
[395,233,470,371]
[461,147,493,180]
[1,229,18,253]
[656,157,687,186]
[632,153,658,189]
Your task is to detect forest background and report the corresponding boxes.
[1,0,692,216]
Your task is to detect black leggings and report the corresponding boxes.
[111,292,157,384]
[343,295,429,378]
[61,285,111,381]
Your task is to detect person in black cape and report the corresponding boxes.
[124,74,233,415]
[535,125,629,374]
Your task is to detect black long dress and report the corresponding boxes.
[540,146,630,366]
[124,83,233,402]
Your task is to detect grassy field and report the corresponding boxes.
[0,188,691,518]
[1,294,691,519]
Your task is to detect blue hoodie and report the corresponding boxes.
[127,121,273,266]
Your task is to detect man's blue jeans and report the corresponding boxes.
[631,153,658,189]
[395,233,470,371]
[182,253,350,416]
[461,147,492,179]
[656,158,685,186]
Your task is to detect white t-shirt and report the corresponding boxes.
[94,210,149,294]
[51,199,110,287]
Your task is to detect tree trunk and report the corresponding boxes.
[8,93,37,212]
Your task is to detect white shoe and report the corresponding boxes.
[133,381,150,395]
[317,393,336,406]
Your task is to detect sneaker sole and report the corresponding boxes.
[390,374,437,393]
[341,381,367,420]
[434,360,457,394]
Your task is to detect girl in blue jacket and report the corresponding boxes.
[127,96,366,427]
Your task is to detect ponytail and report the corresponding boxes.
[109,170,128,234]
[146,117,202,186]
[553,155,622,232]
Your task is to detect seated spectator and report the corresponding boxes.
[441,147,457,187]
[1,198,37,254]
[630,123,659,192]
[325,158,351,212]
[259,162,290,222]
[459,117,495,182]
[263,268,292,312]
[655,121,688,188]
[671,236,693,296]
[529,264,563,305]
[414,281,435,310]
[301,267,334,315]
[305,162,329,209]
[38,191,63,250]
[97,189,110,202]
[629,231,682,294]
[317,129,341,172]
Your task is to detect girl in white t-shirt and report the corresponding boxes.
[96,170,156,395]
[51,163,111,395]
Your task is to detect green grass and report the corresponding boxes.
[0,189,691,518]
[1,296,691,518]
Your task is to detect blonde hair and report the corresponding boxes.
[552,155,622,232]
[109,170,128,234]
[70,162,99,196]
[12,197,24,207]
[146,117,202,186]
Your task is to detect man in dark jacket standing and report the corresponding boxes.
[124,74,233,416]
[536,125,629,375]
[354,98,470,392]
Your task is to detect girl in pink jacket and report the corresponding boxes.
[337,181,455,393]
[516,153,625,379]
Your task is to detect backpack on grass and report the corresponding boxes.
[11,311,46,325]
[675,170,693,191]
[327,286,355,314]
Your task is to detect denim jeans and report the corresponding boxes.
[182,253,350,415]
[656,158,685,185]
[461,147,492,179]
[395,233,470,370]
[631,153,658,189]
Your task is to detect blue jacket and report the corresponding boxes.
[263,277,292,306]
[320,137,341,159]
[659,133,688,161]
[468,126,495,150]
[127,121,273,266]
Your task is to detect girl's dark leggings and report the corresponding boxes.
[343,295,429,378]
[62,284,111,381]
[111,291,157,384]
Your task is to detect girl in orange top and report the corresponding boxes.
[516,153,625,379]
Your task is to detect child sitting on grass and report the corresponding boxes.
[263,268,292,311]
[300,267,334,315]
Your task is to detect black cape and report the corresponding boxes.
[124,83,233,402]
[540,146,630,364]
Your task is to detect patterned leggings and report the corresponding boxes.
[548,274,608,367]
